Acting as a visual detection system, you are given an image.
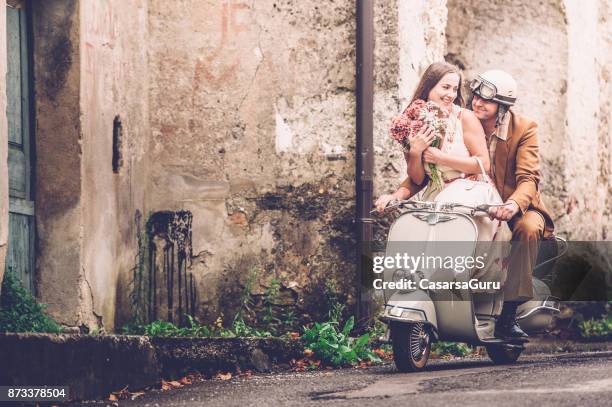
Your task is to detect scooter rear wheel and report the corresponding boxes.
[391,322,431,372]
[485,344,523,364]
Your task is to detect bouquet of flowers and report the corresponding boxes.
[390,99,450,190]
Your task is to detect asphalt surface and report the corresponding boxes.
[100,351,612,407]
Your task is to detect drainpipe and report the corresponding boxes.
[356,0,374,324]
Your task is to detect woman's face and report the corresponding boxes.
[427,72,460,112]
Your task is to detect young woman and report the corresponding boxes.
[375,61,511,286]
[375,62,490,210]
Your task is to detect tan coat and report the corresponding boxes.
[399,110,554,237]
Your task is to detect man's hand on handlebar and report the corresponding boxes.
[488,200,520,221]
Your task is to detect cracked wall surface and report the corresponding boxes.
[145,0,358,325]
[31,0,149,330]
[1,0,610,330]
[0,3,7,294]
[79,0,149,331]
[33,0,83,327]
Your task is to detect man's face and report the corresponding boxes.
[471,94,499,121]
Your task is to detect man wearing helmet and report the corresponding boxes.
[468,70,554,339]
[378,69,554,340]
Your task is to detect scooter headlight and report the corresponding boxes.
[386,306,426,321]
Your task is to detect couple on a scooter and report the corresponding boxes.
[375,62,555,341]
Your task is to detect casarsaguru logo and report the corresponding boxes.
[372,278,501,291]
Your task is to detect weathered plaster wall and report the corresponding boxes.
[80,0,149,331]
[563,0,612,239]
[32,0,148,330]
[0,2,7,292]
[33,0,83,326]
[145,0,357,326]
[597,0,612,239]
[3,0,608,330]
[373,0,447,194]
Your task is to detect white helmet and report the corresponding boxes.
[469,69,517,106]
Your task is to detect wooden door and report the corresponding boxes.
[6,1,35,293]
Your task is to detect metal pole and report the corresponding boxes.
[356,0,374,324]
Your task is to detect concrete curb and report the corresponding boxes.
[0,333,160,401]
[0,333,304,401]
[153,337,304,377]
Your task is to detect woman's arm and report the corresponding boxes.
[406,150,426,185]
[423,109,490,175]
[405,126,435,185]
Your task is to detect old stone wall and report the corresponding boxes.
[597,0,612,239]
[1,0,609,330]
[143,0,358,326]
[0,2,7,293]
[32,0,149,330]
[563,0,612,239]
[80,0,149,331]
[33,0,83,326]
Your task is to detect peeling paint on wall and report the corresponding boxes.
[144,210,197,325]
[274,103,293,153]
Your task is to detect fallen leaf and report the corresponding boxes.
[179,376,192,385]
[130,392,145,400]
[303,349,314,358]
[216,372,232,380]
[161,380,172,391]
[169,380,183,388]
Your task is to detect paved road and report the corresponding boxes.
[118,351,612,407]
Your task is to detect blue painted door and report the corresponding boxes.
[6,1,35,293]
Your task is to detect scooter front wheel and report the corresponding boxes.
[485,344,523,364]
[391,322,431,372]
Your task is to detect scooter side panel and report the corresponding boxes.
[385,211,482,343]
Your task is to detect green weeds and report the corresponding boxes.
[0,270,62,333]
[301,316,381,366]
[578,316,612,340]
[431,341,473,357]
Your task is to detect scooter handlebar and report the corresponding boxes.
[370,200,508,215]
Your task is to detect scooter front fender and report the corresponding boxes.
[380,289,438,332]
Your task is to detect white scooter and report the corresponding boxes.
[373,199,565,372]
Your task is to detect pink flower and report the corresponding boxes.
[389,99,451,190]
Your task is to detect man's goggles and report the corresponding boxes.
[469,77,516,105]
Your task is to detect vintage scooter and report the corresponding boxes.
[373,199,565,372]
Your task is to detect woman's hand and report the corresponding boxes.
[375,187,412,213]
[423,147,446,165]
[409,125,435,154]
[374,194,398,213]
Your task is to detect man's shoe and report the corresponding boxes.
[495,301,529,340]
[496,319,529,340]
